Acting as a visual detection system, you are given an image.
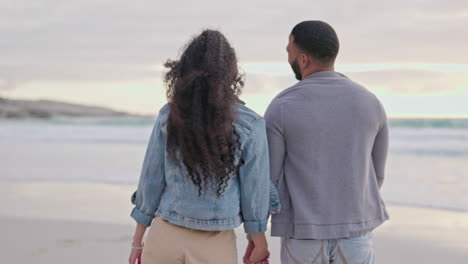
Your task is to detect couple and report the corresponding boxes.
[129,20,389,264]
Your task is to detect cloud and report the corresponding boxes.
[346,70,468,94]
[1,0,467,85]
[239,62,468,95]
[0,79,16,90]
[243,73,296,94]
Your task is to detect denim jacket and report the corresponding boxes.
[131,103,280,234]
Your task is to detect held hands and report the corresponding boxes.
[243,240,270,264]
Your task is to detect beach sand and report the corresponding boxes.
[1,181,468,264]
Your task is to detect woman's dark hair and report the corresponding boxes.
[291,20,340,66]
[163,29,244,197]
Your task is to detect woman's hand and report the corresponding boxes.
[128,243,143,264]
[129,224,147,264]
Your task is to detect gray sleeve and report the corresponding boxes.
[372,103,389,189]
[264,100,286,186]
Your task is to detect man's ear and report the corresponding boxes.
[300,53,310,68]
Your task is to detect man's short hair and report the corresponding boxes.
[291,21,339,66]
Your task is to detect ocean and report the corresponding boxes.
[1,117,467,212]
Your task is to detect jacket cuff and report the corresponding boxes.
[243,219,268,233]
[130,207,154,227]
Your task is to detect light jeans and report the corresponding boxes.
[281,233,375,264]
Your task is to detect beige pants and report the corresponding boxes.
[142,217,237,264]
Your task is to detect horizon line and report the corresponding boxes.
[2,95,467,120]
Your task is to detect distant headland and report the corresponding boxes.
[0,97,142,119]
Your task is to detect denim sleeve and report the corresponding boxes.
[130,115,166,227]
[238,118,270,234]
[269,181,281,215]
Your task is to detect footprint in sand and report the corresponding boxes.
[57,239,82,248]
[32,248,48,256]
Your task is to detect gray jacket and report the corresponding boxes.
[265,71,389,239]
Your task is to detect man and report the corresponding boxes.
[265,21,389,264]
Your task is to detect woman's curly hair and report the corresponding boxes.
[164,29,245,197]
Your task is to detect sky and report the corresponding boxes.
[1,0,468,117]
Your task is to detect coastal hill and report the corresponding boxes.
[0,97,135,118]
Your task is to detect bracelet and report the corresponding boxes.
[132,245,144,250]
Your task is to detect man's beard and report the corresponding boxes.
[290,59,302,80]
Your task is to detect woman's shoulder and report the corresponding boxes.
[234,102,265,134]
[154,104,170,124]
[159,103,170,115]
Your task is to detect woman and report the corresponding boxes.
[128,30,279,264]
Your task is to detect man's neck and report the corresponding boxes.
[301,66,335,80]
